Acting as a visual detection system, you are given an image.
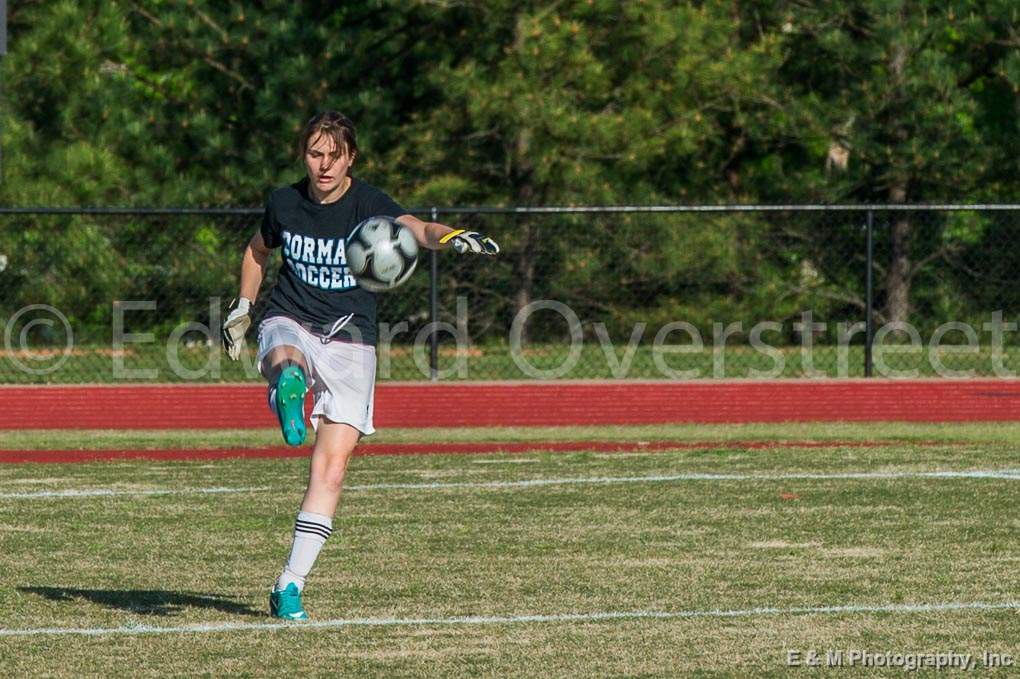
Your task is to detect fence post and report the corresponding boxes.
[429,206,439,381]
[865,209,874,377]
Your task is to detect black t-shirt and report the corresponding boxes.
[259,177,406,346]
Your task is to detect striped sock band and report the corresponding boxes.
[294,514,333,541]
[276,511,333,592]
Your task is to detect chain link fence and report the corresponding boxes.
[0,206,1017,383]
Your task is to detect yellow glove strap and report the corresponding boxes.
[438,229,466,244]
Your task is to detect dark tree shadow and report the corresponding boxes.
[19,586,262,617]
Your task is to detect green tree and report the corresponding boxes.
[0,1,457,336]
[1,1,459,205]
[753,1,1020,323]
[395,1,791,338]
[1,0,1017,353]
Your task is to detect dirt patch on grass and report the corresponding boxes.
[748,540,821,550]
[823,546,885,558]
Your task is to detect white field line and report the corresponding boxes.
[2,469,1020,499]
[1,600,1018,638]
[343,469,1020,492]
[0,486,269,499]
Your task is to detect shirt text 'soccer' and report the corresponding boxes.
[259,177,406,346]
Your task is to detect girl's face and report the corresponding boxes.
[304,132,355,202]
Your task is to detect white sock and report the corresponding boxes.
[275,511,333,592]
[267,386,278,416]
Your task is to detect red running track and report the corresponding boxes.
[0,439,909,464]
[0,380,1018,430]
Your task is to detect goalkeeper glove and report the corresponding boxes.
[222,297,252,361]
[439,229,500,255]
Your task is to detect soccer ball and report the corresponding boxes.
[345,216,419,292]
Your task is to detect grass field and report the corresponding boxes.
[1,423,1018,676]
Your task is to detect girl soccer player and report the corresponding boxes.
[222,111,498,619]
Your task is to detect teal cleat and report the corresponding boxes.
[275,365,308,446]
[269,583,309,620]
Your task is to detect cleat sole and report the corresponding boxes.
[275,366,308,446]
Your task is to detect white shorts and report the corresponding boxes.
[257,316,377,436]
